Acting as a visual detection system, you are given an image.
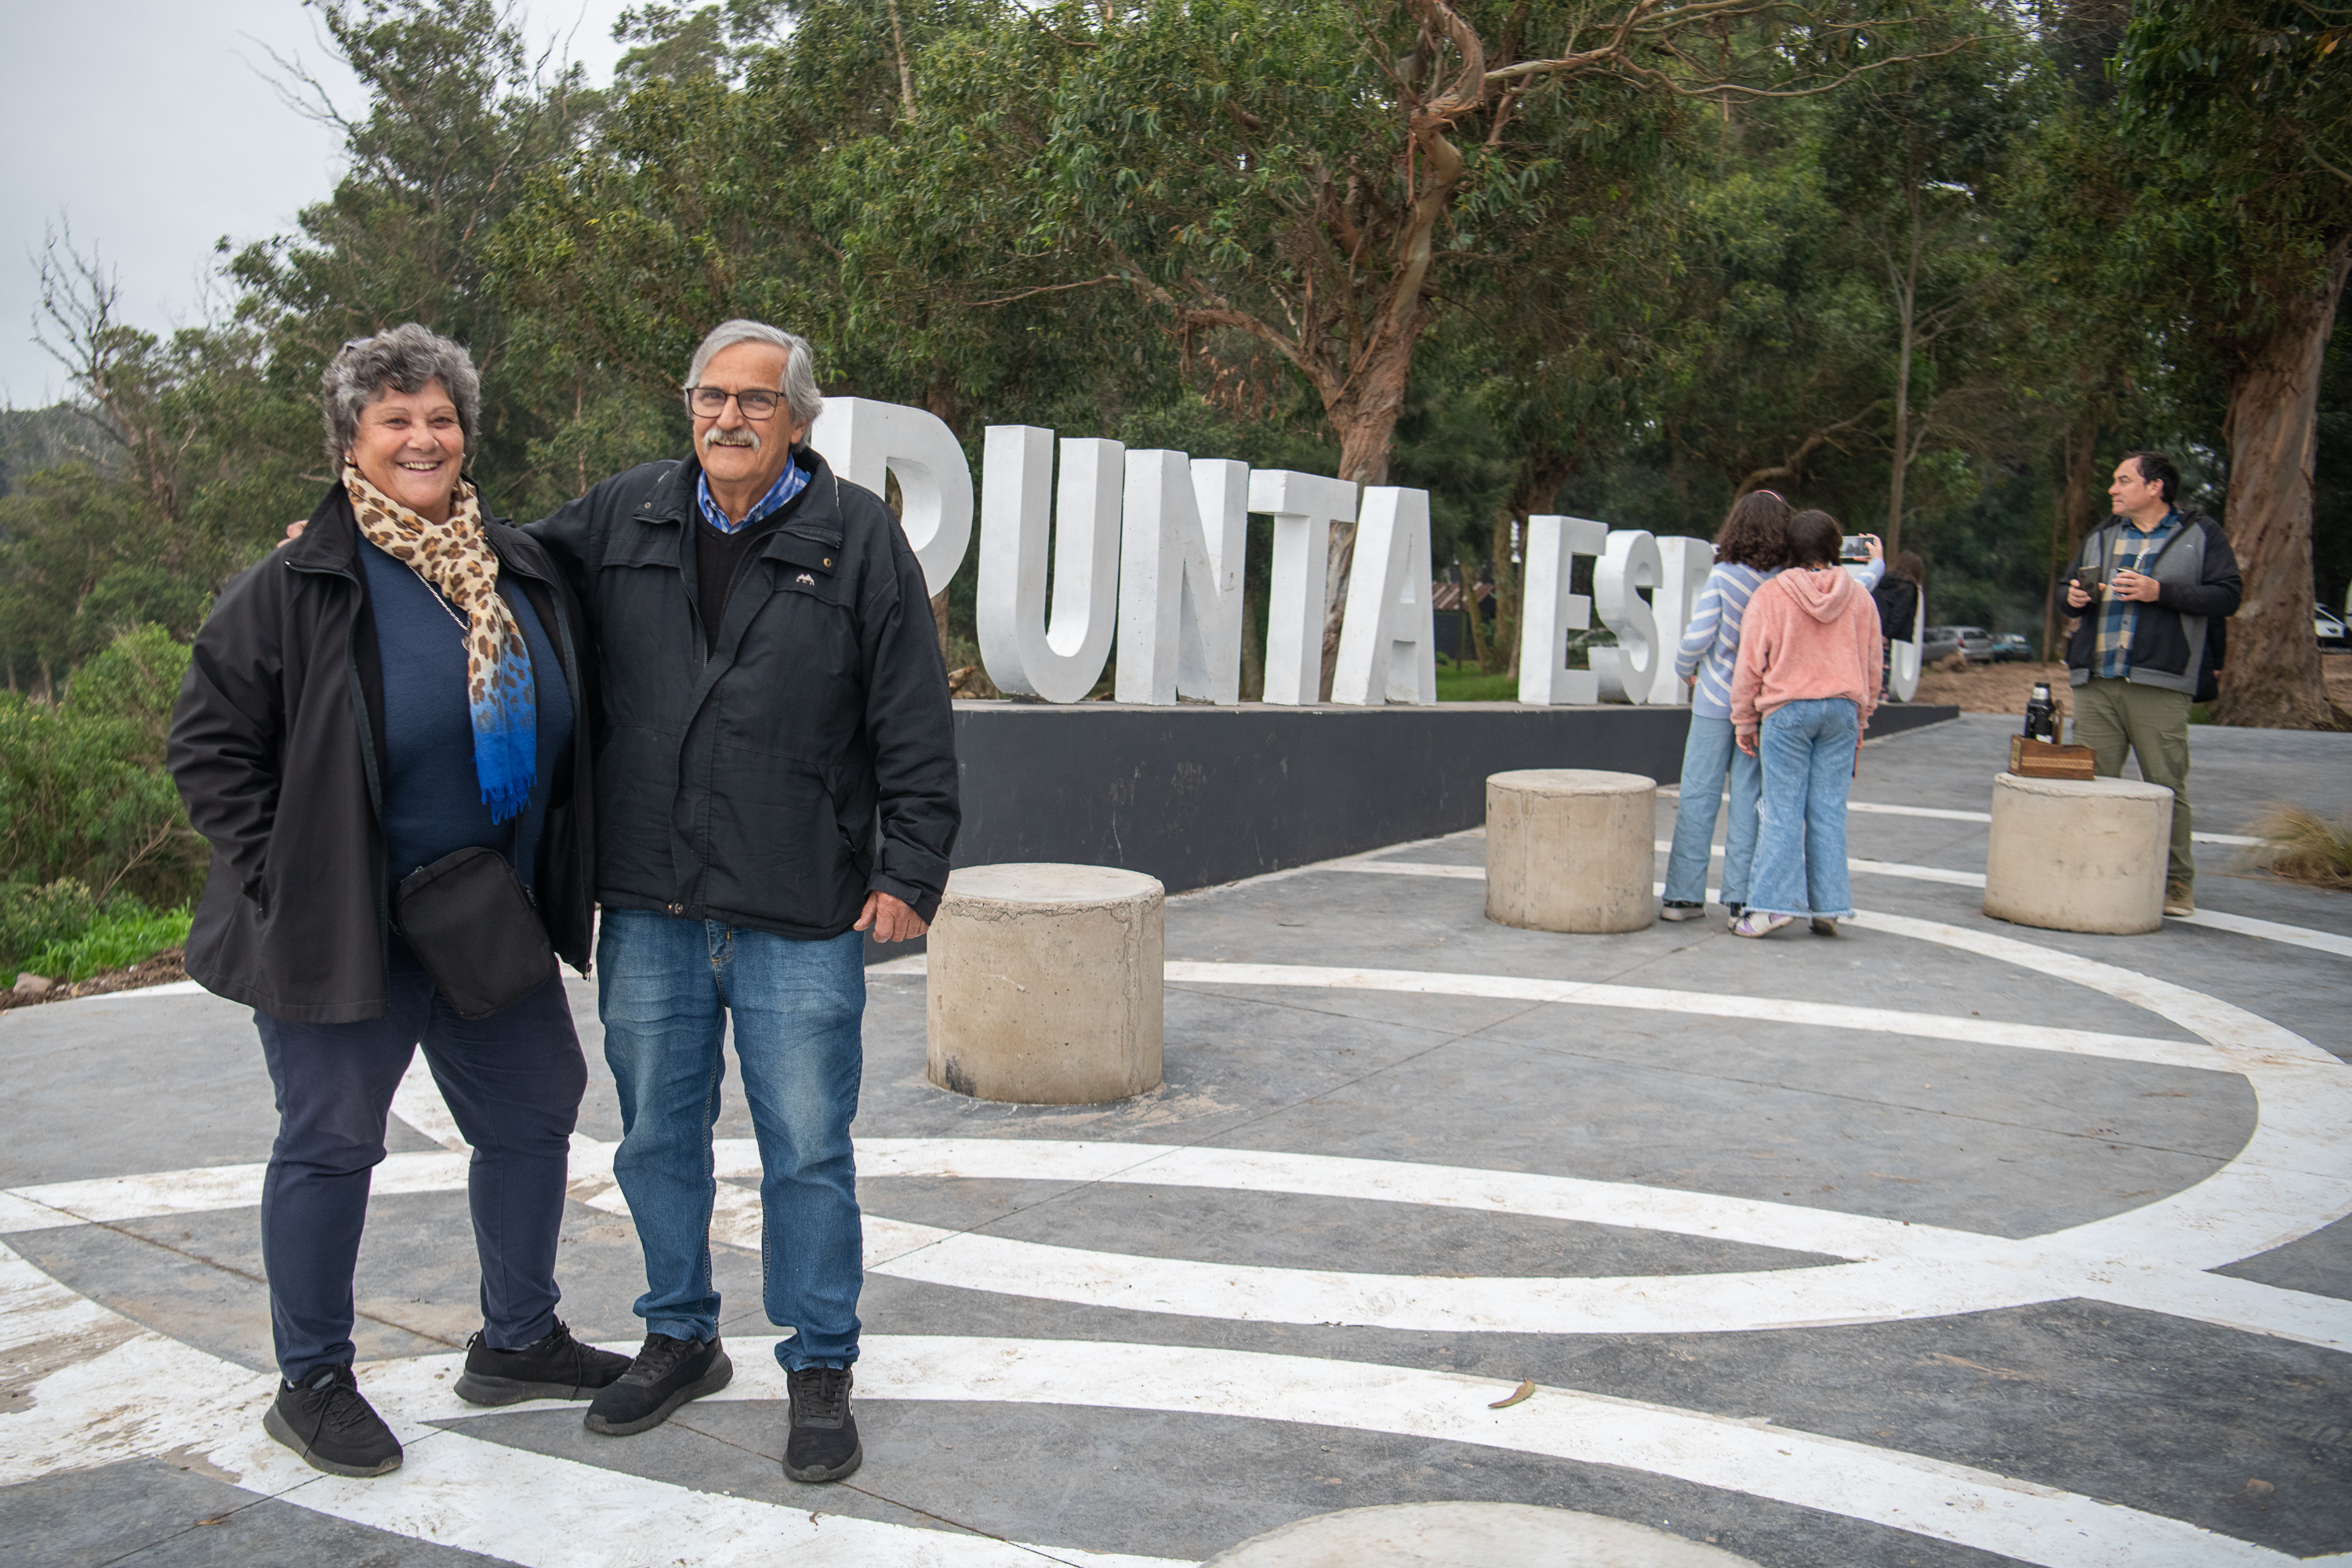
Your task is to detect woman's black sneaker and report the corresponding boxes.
[782,1365,862,1483]
[1660,901,1706,922]
[456,1319,633,1406]
[583,1333,732,1436]
[263,1365,402,1477]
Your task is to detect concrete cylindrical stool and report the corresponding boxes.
[926,863,1163,1104]
[1983,772,2174,935]
[1484,769,1657,934]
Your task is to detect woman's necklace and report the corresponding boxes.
[406,562,470,635]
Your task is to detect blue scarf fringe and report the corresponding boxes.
[472,639,538,824]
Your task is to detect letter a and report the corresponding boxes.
[1330,487,1436,706]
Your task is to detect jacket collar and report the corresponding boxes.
[638,445,844,546]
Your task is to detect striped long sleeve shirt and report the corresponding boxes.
[1676,563,1773,720]
[1677,558,1881,718]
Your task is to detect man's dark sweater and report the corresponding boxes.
[695,510,789,654]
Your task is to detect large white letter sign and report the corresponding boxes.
[1250,470,1357,706]
[808,397,974,596]
[1591,528,1663,704]
[1114,451,1248,705]
[1515,514,1610,706]
[1645,536,1715,706]
[976,426,1123,703]
[1330,487,1437,707]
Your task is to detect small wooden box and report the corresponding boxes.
[2009,735,2098,780]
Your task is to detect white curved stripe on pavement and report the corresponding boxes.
[0,1244,1183,1567]
[0,1247,2314,1568]
[1337,853,2352,958]
[1844,799,2260,848]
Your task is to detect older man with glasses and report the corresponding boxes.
[524,320,958,1483]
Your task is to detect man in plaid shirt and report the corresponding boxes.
[2060,451,2241,916]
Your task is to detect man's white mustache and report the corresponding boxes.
[703,427,761,450]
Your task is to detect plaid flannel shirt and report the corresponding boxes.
[696,455,807,535]
[2089,510,2180,679]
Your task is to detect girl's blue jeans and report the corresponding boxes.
[1664,714,1761,906]
[1748,697,1860,920]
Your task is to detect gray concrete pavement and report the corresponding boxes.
[4,713,2350,1566]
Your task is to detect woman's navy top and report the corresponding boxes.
[358,539,573,890]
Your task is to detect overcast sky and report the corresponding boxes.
[0,0,637,407]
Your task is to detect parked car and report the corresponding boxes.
[1988,633,2035,662]
[2318,607,2348,648]
[1921,626,1994,664]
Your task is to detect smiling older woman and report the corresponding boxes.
[167,324,625,1479]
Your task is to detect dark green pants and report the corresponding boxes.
[2070,677,2195,889]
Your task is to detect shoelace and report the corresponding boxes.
[790,1367,851,1425]
[628,1334,699,1383]
[305,1370,384,1439]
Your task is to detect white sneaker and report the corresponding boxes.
[1730,912,1794,938]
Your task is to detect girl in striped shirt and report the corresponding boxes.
[1660,492,1792,924]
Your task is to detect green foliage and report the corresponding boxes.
[22,898,191,985]
[0,625,203,907]
[0,879,101,978]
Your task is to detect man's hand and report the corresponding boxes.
[2111,568,2161,604]
[855,890,928,942]
[284,519,307,545]
[2066,579,2092,611]
[1736,728,1759,757]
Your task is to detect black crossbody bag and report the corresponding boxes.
[394,846,557,1018]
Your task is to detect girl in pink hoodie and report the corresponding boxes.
[1728,510,1883,938]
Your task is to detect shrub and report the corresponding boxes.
[0,623,205,907]
[23,897,191,983]
[0,878,101,976]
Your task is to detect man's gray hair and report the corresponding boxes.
[321,324,481,466]
[685,319,825,426]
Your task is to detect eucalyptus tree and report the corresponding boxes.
[1817,29,2026,557]
[867,0,1965,680]
[2118,0,2352,728]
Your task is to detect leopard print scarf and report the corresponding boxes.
[344,463,539,823]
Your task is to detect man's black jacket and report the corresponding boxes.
[167,488,597,1024]
[524,445,958,937]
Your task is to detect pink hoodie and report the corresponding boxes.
[1730,565,1883,737]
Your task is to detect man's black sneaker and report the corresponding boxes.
[263,1365,401,1478]
[583,1333,732,1436]
[782,1364,862,1483]
[455,1319,633,1406]
[1659,901,1706,922]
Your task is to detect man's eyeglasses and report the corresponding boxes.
[686,387,782,419]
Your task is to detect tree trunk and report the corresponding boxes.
[1457,557,1493,673]
[2211,230,2352,730]
[1883,187,1922,561]
[2042,420,2101,663]
[1312,346,1413,695]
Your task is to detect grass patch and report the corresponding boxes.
[19,898,191,983]
[1436,668,1522,701]
[2245,804,2352,889]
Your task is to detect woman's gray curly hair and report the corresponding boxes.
[321,324,481,466]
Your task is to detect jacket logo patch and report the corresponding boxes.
[796,572,816,586]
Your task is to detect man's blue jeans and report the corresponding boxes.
[598,910,866,1370]
[1664,714,1762,906]
[1748,697,1860,920]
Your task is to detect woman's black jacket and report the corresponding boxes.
[166,487,597,1024]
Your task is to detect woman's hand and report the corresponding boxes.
[1736,728,1759,757]
[1864,534,1884,563]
